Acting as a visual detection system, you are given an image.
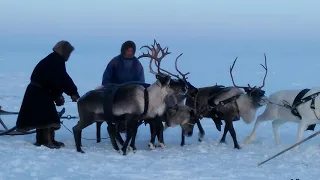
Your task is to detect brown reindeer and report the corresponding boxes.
[181,55,269,149]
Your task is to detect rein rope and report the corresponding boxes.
[60,121,110,140]
[59,114,110,141]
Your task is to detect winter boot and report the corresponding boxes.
[50,128,65,148]
[34,129,48,146]
[42,128,60,149]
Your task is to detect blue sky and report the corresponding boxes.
[0,0,319,59]
[1,0,320,95]
[0,0,319,41]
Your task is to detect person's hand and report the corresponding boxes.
[55,96,65,106]
[71,94,80,102]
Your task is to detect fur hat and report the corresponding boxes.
[53,40,74,61]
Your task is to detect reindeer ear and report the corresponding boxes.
[243,87,250,93]
[164,76,171,86]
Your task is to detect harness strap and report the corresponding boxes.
[208,95,241,110]
[284,89,320,120]
[267,90,320,131]
[198,94,241,119]
[141,89,149,117]
[193,88,203,114]
[290,89,310,119]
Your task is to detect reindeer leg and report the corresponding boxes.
[180,129,186,146]
[121,115,137,155]
[226,120,241,149]
[115,132,124,146]
[220,123,228,144]
[148,120,157,150]
[107,123,120,152]
[121,127,133,155]
[114,116,125,145]
[293,120,308,152]
[155,116,165,148]
[73,118,93,153]
[96,122,103,143]
[129,121,139,153]
[196,119,205,142]
[245,113,268,144]
[272,119,286,145]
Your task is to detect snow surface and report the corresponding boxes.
[1,44,320,180]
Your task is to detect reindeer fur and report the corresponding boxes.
[245,88,320,151]
[73,76,177,155]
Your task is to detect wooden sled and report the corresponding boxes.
[0,106,77,136]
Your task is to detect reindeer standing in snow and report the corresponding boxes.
[73,40,189,155]
[179,55,269,149]
[245,87,320,151]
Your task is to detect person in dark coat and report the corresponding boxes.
[16,40,80,149]
[102,40,145,85]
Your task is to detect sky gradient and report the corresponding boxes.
[1,0,319,41]
[1,0,320,98]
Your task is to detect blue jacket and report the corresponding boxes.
[102,55,145,85]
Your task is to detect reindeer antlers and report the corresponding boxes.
[138,39,171,75]
[230,54,268,89]
[175,53,190,81]
[259,53,268,89]
[230,57,247,89]
[157,53,191,81]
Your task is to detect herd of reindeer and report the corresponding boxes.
[71,40,320,155]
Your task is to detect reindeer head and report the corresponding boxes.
[138,40,187,97]
[165,107,197,137]
[230,54,268,107]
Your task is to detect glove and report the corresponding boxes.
[71,94,80,102]
[54,95,65,106]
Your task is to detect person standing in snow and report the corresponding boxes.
[102,40,145,85]
[16,40,80,149]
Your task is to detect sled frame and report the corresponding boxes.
[0,106,66,136]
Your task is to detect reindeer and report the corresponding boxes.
[72,40,188,155]
[137,53,202,149]
[178,55,269,149]
[245,86,320,151]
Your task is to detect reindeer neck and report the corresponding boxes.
[237,94,259,124]
[145,83,168,117]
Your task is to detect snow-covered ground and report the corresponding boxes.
[1,42,320,180]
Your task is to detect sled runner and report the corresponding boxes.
[0,106,76,136]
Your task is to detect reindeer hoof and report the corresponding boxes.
[121,148,127,156]
[129,146,137,153]
[159,143,166,148]
[234,145,241,149]
[180,142,185,147]
[244,136,253,144]
[148,142,155,150]
[198,132,205,142]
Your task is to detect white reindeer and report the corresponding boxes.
[245,88,320,151]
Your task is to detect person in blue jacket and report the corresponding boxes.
[97,41,146,143]
[102,40,145,85]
